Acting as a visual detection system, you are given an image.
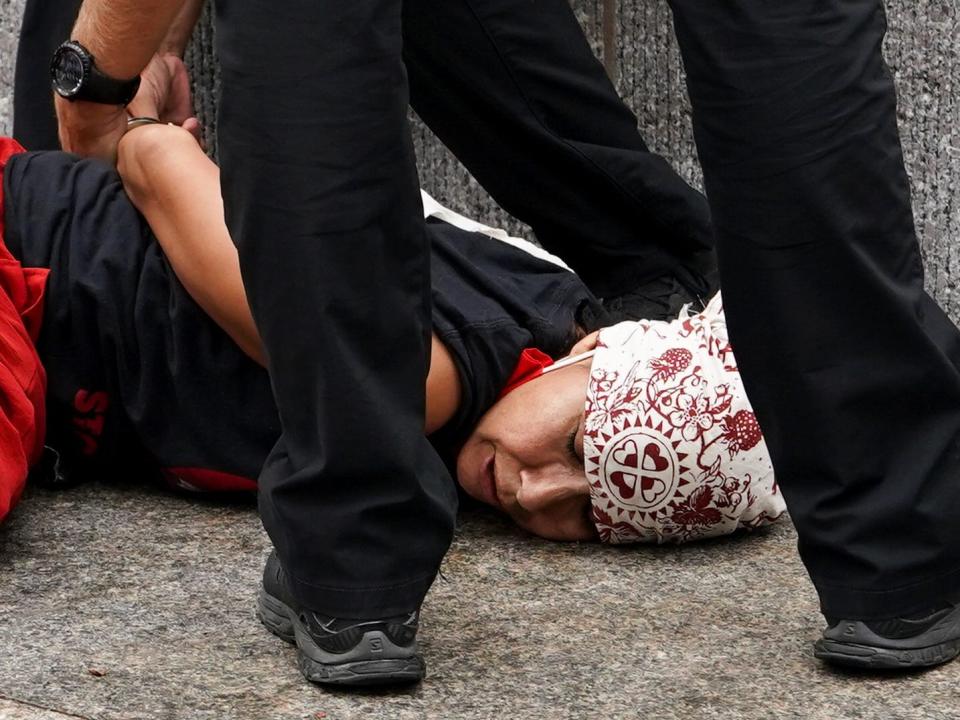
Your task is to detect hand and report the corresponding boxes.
[57,53,199,163]
[127,54,186,121]
[56,95,128,163]
[128,54,202,144]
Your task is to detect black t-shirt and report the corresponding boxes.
[425,217,602,447]
[3,150,605,478]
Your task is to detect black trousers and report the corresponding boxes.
[214,0,458,618]
[667,0,960,620]
[15,0,712,616]
[12,0,78,151]
[13,0,715,300]
[402,0,715,300]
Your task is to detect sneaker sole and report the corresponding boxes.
[257,585,297,644]
[257,586,425,686]
[814,637,960,670]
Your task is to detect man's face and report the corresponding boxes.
[456,355,597,542]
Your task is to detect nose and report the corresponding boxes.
[515,465,589,513]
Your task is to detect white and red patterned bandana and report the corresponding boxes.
[583,294,786,544]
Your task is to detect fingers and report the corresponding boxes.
[159,53,195,126]
[181,116,204,147]
[54,52,197,164]
[127,56,169,119]
[161,53,188,77]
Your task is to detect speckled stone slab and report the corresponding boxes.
[1,483,959,720]
[0,699,79,719]
[0,0,21,134]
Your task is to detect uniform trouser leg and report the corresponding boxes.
[13,0,83,150]
[12,0,715,300]
[402,0,716,300]
[665,0,960,619]
[215,0,457,619]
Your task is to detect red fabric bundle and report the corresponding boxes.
[498,347,555,399]
[0,137,49,523]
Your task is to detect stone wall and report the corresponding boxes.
[0,0,19,135]
[1,0,958,317]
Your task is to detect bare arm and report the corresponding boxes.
[116,124,462,433]
[57,0,189,160]
[73,0,187,78]
[117,124,262,364]
[158,0,205,57]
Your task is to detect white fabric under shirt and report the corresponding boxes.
[420,190,570,272]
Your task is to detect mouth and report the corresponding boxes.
[481,453,502,510]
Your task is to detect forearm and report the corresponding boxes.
[72,0,188,79]
[117,125,265,365]
[158,0,204,57]
[116,126,459,433]
[58,0,191,160]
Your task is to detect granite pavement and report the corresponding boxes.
[1,482,959,720]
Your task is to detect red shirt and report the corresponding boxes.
[0,137,49,522]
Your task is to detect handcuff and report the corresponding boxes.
[126,116,171,131]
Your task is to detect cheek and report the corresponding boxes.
[487,416,549,462]
[469,365,589,461]
[484,395,530,431]
[489,385,567,437]
[473,395,539,449]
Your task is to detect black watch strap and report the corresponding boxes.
[51,40,141,106]
[84,62,141,106]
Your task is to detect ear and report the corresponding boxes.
[568,330,600,357]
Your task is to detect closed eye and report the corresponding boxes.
[567,423,582,465]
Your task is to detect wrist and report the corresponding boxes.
[54,94,128,161]
[55,94,126,121]
[119,121,173,158]
[70,26,148,82]
[118,121,193,172]
[117,123,164,202]
[126,96,162,121]
[51,40,142,106]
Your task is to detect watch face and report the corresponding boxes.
[51,45,88,98]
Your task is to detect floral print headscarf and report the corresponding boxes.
[583,293,786,544]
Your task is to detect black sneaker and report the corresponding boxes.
[603,274,708,323]
[257,550,426,686]
[814,604,960,670]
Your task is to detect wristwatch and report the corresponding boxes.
[50,40,141,105]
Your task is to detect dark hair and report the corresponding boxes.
[546,300,615,359]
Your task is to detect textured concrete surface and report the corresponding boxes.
[2,482,959,720]
[0,0,19,134]
[0,699,76,720]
